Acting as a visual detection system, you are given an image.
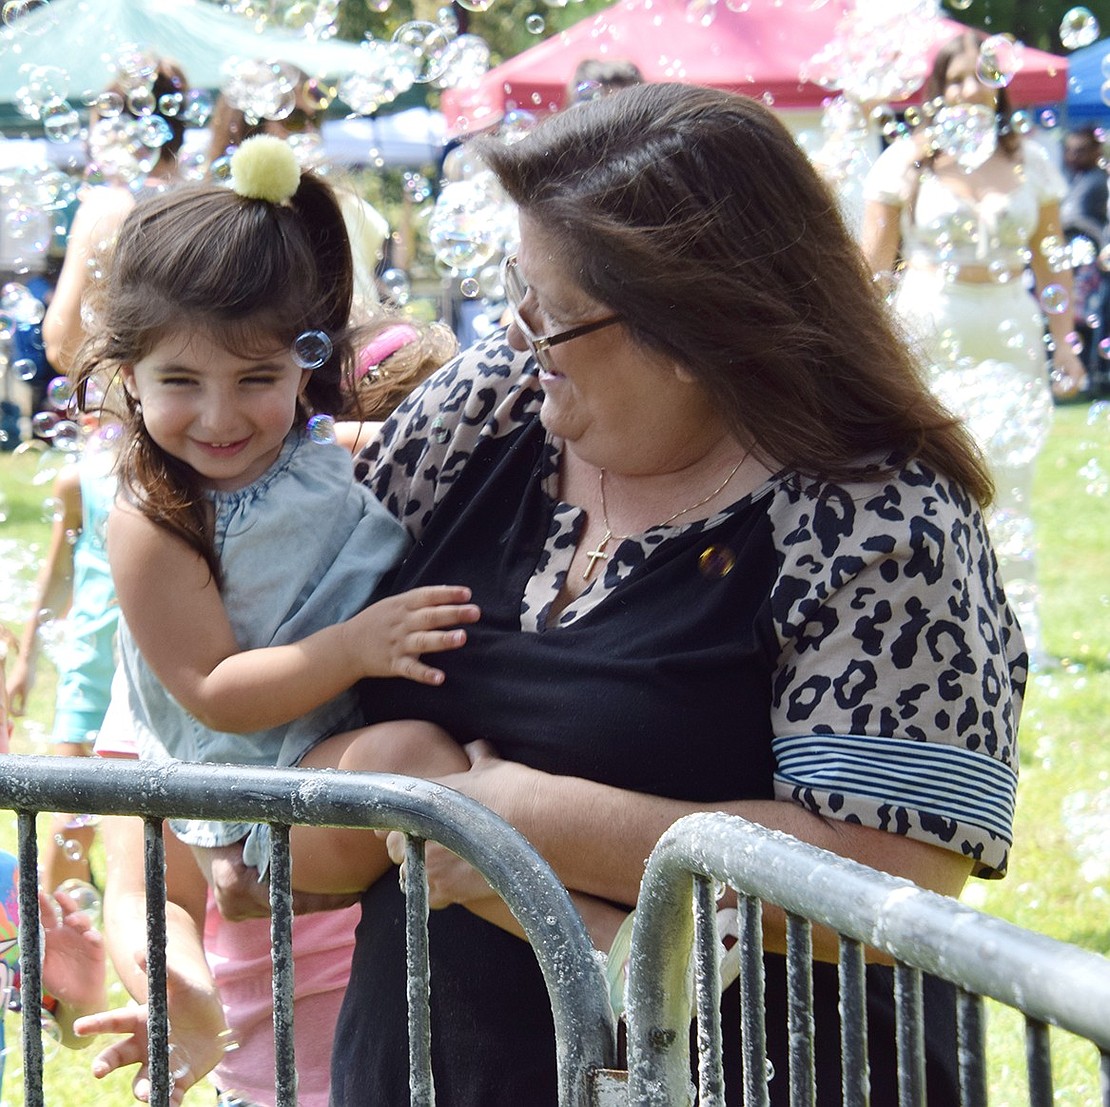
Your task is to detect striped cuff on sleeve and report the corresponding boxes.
[772,733,1017,877]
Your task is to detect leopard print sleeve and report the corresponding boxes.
[353,334,537,541]
[766,460,1026,878]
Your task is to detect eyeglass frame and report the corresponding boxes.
[500,253,622,370]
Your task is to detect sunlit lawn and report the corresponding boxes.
[0,400,1107,1104]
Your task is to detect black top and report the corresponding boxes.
[332,335,1024,1105]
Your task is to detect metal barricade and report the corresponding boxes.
[0,754,617,1107]
[623,812,1110,1107]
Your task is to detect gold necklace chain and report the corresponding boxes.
[582,452,748,581]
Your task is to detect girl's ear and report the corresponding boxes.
[120,366,138,399]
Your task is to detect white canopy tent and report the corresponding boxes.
[0,0,373,103]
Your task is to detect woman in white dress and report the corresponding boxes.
[861,30,1087,667]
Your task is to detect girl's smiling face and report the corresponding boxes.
[123,329,310,492]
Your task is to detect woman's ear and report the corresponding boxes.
[673,362,698,384]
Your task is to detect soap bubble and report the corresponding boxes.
[50,421,83,452]
[54,878,103,924]
[976,35,1023,89]
[428,178,505,274]
[45,377,74,410]
[1039,285,1069,315]
[61,838,85,863]
[306,414,337,444]
[291,330,332,370]
[1060,7,1099,50]
[379,268,411,306]
[526,13,545,32]
[1,281,45,324]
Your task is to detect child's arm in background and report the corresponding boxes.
[108,501,480,734]
[40,887,107,1048]
[73,805,228,1103]
[6,465,82,716]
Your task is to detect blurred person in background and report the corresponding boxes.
[206,58,389,321]
[43,57,191,373]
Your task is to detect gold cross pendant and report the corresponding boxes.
[582,530,613,581]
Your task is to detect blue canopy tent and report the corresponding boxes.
[1066,38,1110,123]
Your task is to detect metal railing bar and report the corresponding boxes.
[1100,1049,1109,1107]
[739,893,770,1107]
[404,835,435,1107]
[955,988,987,1107]
[693,873,725,1107]
[894,962,925,1107]
[838,936,868,1106]
[0,755,617,1106]
[785,911,815,1107]
[1025,1017,1053,1107]
[142,817,170,1107]
[16,810,44,1107]
[268,824,297,1107]
[626,812,1110,1051]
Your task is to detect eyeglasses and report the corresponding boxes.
[500,254,621,371]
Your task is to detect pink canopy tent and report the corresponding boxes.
[440,0,1067,136]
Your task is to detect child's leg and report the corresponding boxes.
[289,721,470,894]
[40,742,97,893]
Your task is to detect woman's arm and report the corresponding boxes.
[7,465,83,715]
[42,188,135,372]
[1029,200,1089,398]
[402,749,971,962]
[859,199,904,294]
[108,502,479,734]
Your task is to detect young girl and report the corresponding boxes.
[71,135,478,901]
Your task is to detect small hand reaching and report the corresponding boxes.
[73,951,230,1105]
[40,888,108,1041]
[344,585,480,686]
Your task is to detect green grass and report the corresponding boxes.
[0,403,1108,1104]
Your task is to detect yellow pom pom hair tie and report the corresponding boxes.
[229,135,302,204]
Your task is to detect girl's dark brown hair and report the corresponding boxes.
[473,82,993,504]
[71,169,356,584]
[923,31,1020,158]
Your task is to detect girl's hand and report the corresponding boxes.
[73,951,230,1105]
[348,586,480,685]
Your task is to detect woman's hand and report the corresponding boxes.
[1050,345,1089,400]
[74,950,230,1105]
[384,741,538,909]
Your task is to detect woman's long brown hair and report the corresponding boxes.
[475,82,993,504]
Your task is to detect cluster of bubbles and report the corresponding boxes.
[802,0,939,106]
[339,18,491,115]
[8,45,213,188]
[930,358,1055,471]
